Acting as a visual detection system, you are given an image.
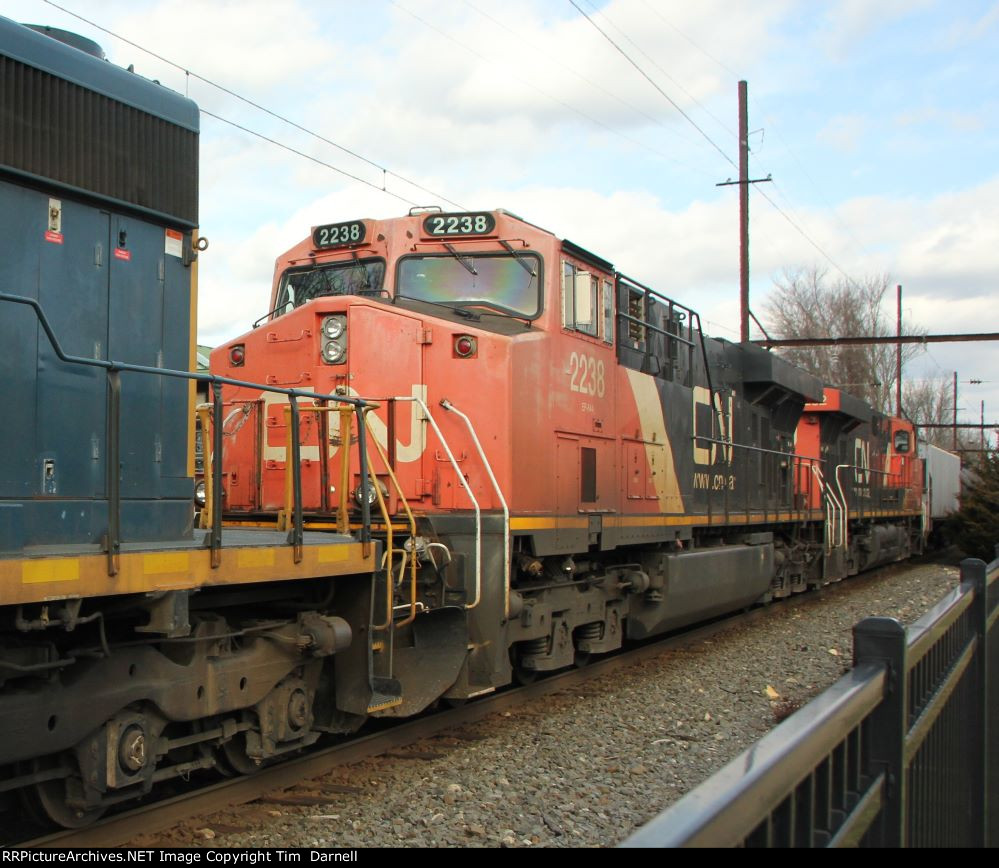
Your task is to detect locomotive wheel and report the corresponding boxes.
[217,733,262,777]
[512,664,540,685]
[573,650,592,668]
[19,755,105,829]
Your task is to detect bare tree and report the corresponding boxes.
[902,378,957,449]
[763,267,924,413]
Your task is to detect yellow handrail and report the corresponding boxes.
[279,403,358,533]
[196,404,213,530]
[365,419,419,627]
[336,405,353,534]
[364,409,395,632]
[276,400,419,629]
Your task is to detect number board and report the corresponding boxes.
[422,212,496,237]
[313,221,366,249]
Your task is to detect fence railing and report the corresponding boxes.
[620,551,999,848]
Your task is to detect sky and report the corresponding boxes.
[6,0,999,440]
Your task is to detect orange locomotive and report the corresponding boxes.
[211,208,927,709]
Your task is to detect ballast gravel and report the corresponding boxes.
[131,560,961,849]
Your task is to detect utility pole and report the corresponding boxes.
[716,81,770,344]
[953,372,958,451]
[739,80,749,343]
[895,285,902,417]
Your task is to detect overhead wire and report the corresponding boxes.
[389,1,711,174]
[579,0,737,141]
[634,0,877,265]
[41,0,464,209]
[568,0,737,171]
[199,111,419,207]
[568,0,864,288]
[45,0,873,288]
[460,0,714,175]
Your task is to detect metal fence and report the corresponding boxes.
[620,552,999,847]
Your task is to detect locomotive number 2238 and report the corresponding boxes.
[568,352,606,398]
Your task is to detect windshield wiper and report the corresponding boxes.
[443,243,478,276]
[395,294,480,321]
[499,240,537,277]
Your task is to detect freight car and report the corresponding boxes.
[211,207,927,710]
[0,18,381,828]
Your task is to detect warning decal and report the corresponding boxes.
[165,228,183,258]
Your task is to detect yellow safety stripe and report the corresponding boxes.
[3,542,375,606]
[510,509,921,533]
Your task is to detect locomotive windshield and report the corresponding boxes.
[275,258,386,313]
[396,252,542,319]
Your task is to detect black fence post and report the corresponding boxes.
[853,616,907,847]
[993,547,999,848]
[960,558,988,846]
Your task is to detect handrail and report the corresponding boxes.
[274,400,419,629]
[364,417,420,628]
[439,398,510,619]
[807,463,833,553]
[621,554,999,848]
[391,395,481,610]
[0,291,373,561]
[364,414,395,634]
[615,310,697,346]
[696,435,821,463]
[621,662,887,847]
[278,404,355,538]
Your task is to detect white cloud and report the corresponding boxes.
[893,107,986,133]
[110,0,340,94]
[820,0,932,60]
[816,114,866,152]
[944,2,999,48]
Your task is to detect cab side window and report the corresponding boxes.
[562,261,613,344]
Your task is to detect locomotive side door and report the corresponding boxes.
[35,195,110,502]
[342,304,425,507]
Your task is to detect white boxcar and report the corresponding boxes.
[924,444,961,519]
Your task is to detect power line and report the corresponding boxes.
[42,0,463,209]
[638,0,741,81]
[200,111,418,207]
[567,1,865,289]
[627,1,877,272]
[568,0,737,171]
[390,1,709,174]
[460,0,712,174]
[753,185,861,285]
[580,0,737,141]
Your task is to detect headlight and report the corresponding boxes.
[354,478,389,506]
[195,480,206,507]
[322,339,346,364]
[323,316,345,339]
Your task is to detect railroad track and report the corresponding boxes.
[24,562,923,849]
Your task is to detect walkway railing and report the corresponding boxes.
[0,291,374,573]
[621,550,999,848]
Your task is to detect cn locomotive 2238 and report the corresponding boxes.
[0,15,929,828]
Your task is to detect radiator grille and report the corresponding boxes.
[0,55,198,226]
